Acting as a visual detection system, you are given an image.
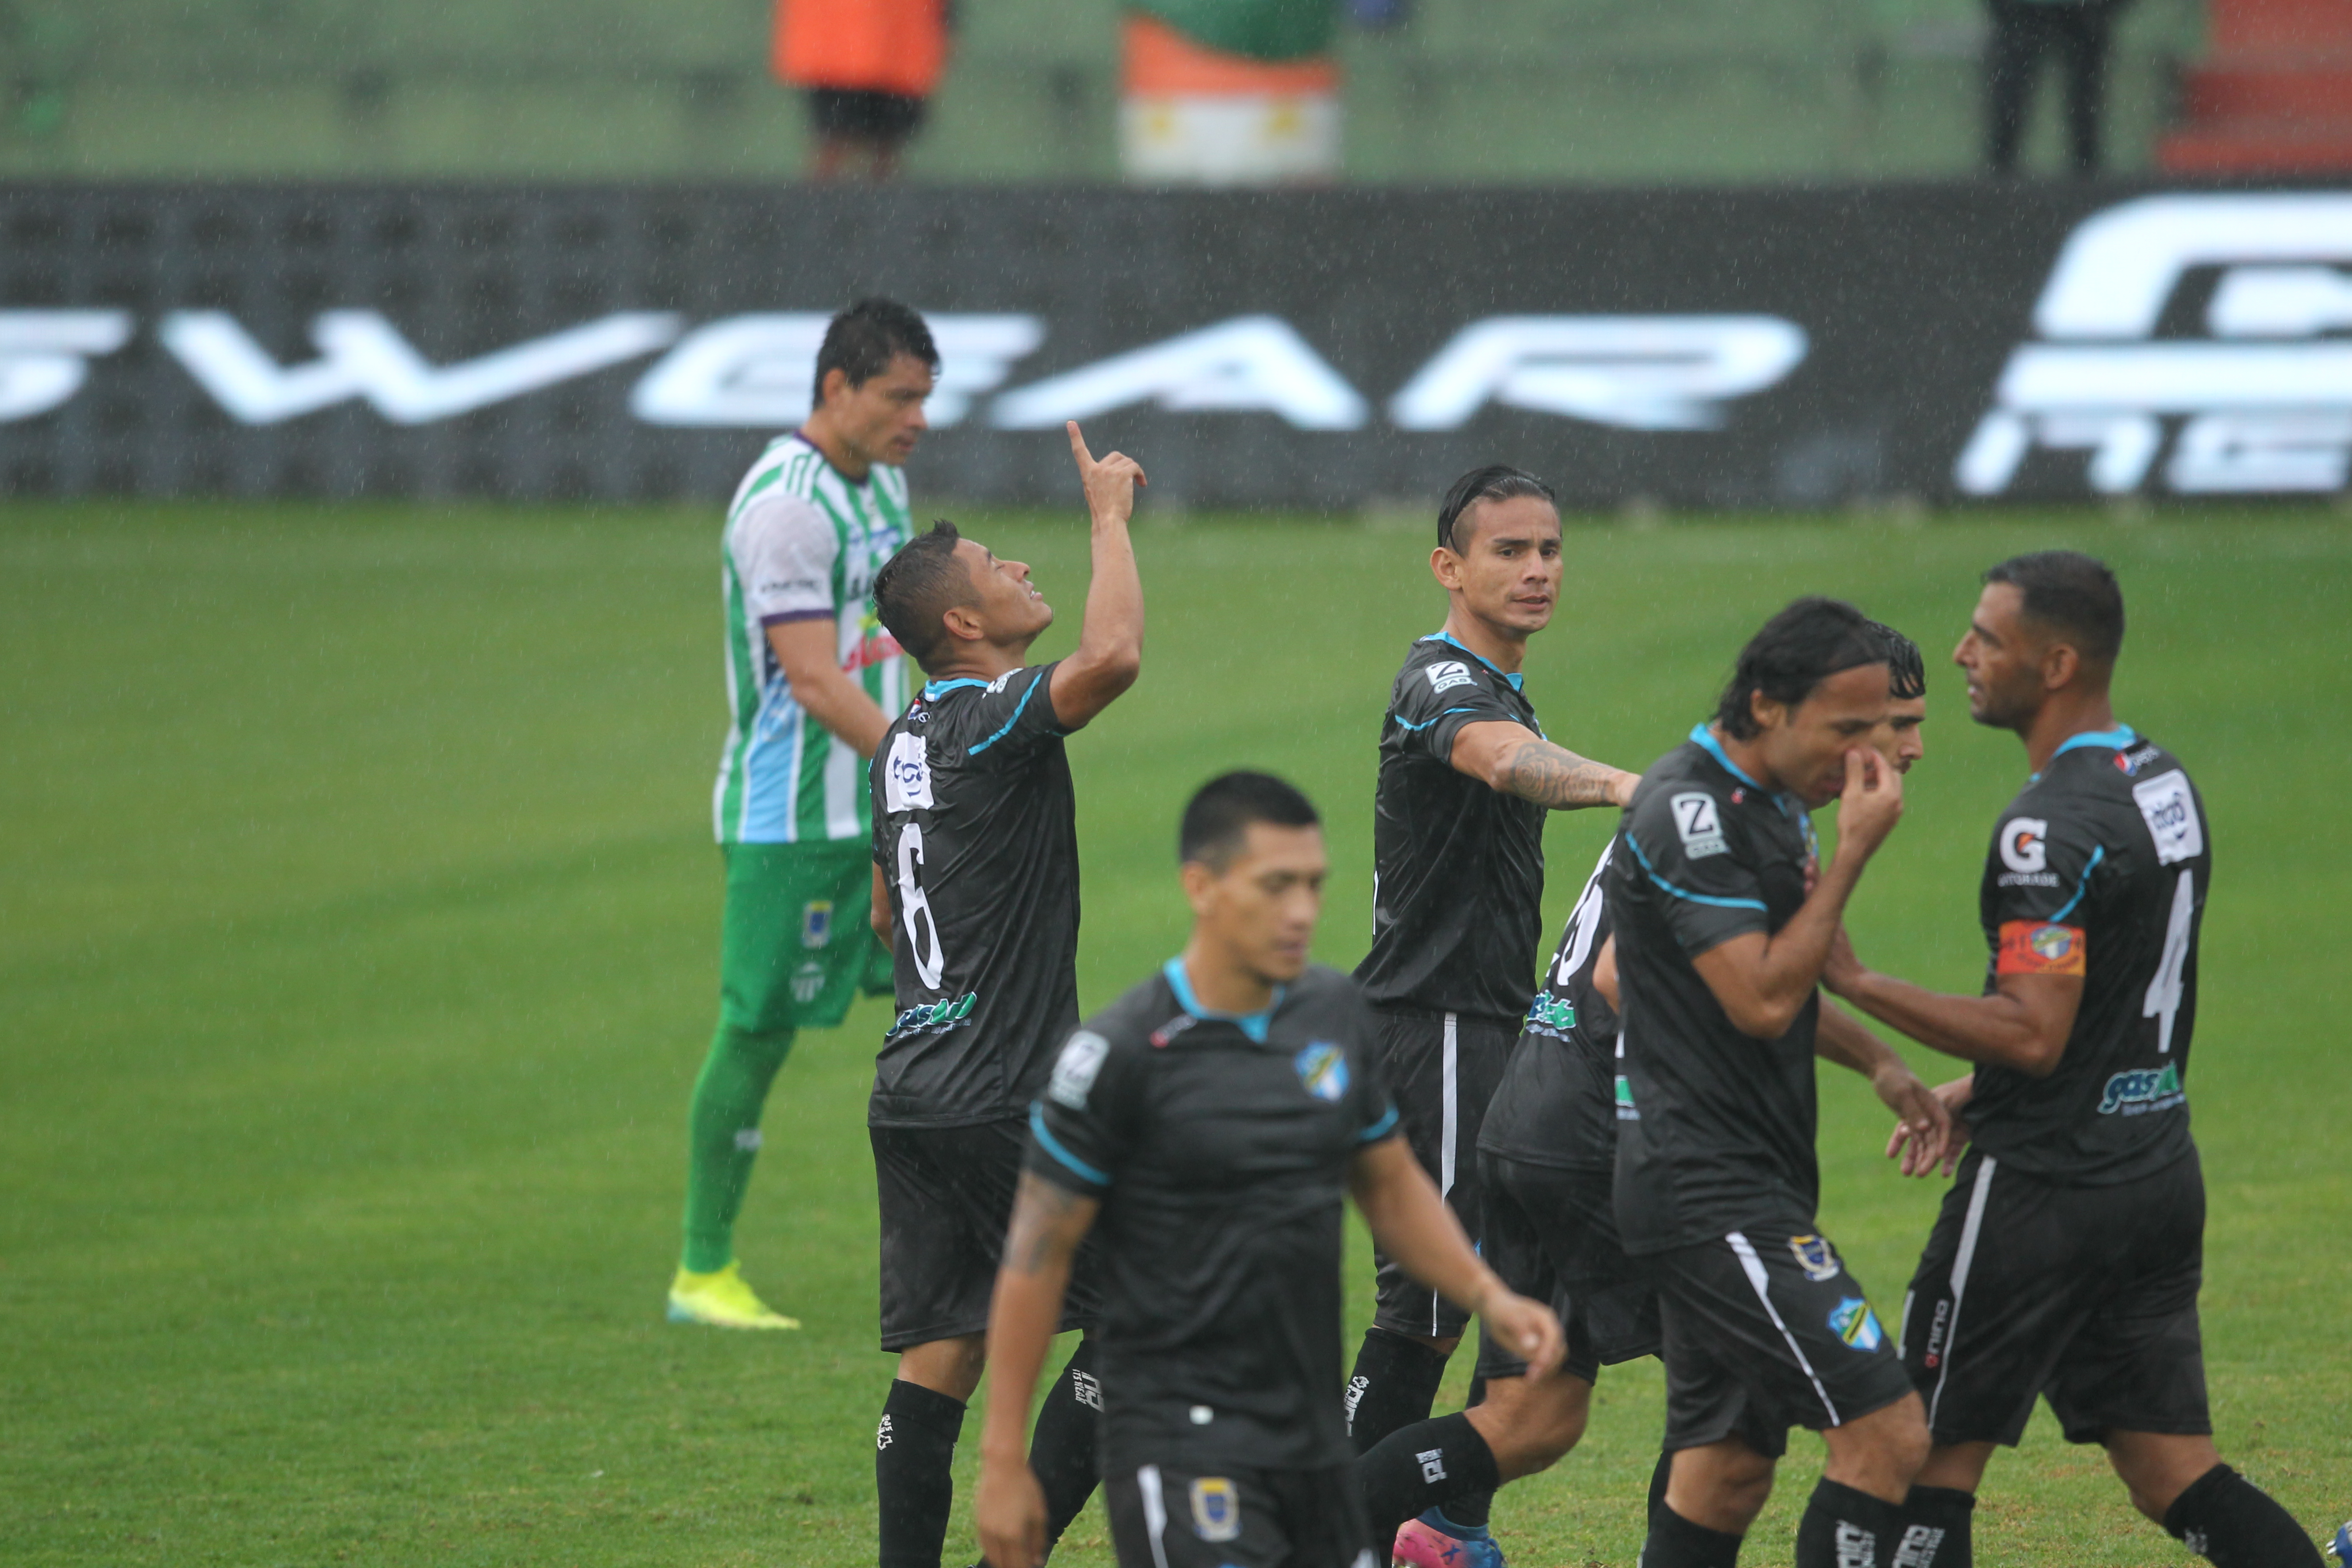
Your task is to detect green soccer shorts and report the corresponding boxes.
[717,841,894,1034]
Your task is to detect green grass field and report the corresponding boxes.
[4,500,2347,1568]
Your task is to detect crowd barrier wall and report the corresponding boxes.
[3,182,2346,508]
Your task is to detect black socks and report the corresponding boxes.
[1896,1484,1975,1568]
[1642,1502,1745,1568]
[1796,1478,1904,1568]
[2163,1464,2328,1568]
[1354,1411,1502,1545]
[1027,1339,1104,1552]
[877,1379,966,1568]
[1345,1326,1452,1451]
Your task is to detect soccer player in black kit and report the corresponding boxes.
[1345,466,1641,1565]
[970,772,1565,1568]
[861,422,1146,1568]
[1826,553,2326,1568]
[1611,597,1960,1568]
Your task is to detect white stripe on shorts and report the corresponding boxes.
[1726,1229,1841,1425]
[1438,1011,1459,1335]
[1137,1464,1171,1568]
[1927,1154,1997,1429]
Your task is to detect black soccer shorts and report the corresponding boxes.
[1473,1152,1661,1384]
[870,1118,1101,1352]
[1902,1147,2211,1447]
[1646,1220,1917,1458]
[1369,1007,1518,1339]
[1104,1458,1374,1568]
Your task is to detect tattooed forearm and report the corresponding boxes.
[1503,738,1634,809]
[1004,1172,1092,1275]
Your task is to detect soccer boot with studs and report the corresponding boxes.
[666,1261,802,1330]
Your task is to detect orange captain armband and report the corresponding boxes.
[1996,919,2087,976]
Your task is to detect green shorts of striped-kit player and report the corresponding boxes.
[682,841,894,1274]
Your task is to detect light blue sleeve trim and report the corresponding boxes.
[1392,706,1480,734]
[2046,844,2105,925]
[1625,830,1769,912]
[968,670,1046,755]
[1029,1104,1111,1188]
[1357,1106,1401,1144]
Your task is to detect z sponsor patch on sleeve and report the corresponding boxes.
[1996,919,2087,976]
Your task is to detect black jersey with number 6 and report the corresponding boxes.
[1355,633,1548,1021]
[1970,726,2210,1184]
[868,664,1080,1128]
[1479,842,1622,1173]
[1608,727,1824,1255]
[1024,961,1399,1472]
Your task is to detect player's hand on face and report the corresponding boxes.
[975,1451,1051,1568]
[1482,1286,1567,1381]
[1066,421,1146,525]
[1874,1063,1954,1178]
[1835,746,1904,859]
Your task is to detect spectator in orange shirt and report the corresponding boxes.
[775,0,953,182]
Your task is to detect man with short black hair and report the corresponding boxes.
[973,772,1565,1568]
[1346,465,1642,1567]
[1611,596,1946,1568]
[669,296,939,1332]
[1870,621,1929,775]
[861,422,1147,1568]
[1827,552,2326,1568]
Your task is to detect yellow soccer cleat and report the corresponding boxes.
[666,1262,802,1330]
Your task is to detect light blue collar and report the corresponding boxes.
[1688,722,1766,792]
[2033,723,2137,784]
[1426,631,1524,692]
[1163,957,1283,1044]
[922,677,993,699]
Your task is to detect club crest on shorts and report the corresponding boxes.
[800,899,833,950]
[1829,1296,1885,1352]
[1294,1042,1348,1102]
[1189,1476,1241,1542]
[1788,1234,1841,1282]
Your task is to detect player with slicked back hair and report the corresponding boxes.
[1346,465,1642,1568]
[1825,552,2326,1568]
[1869,620,1929,775]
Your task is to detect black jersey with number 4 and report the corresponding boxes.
[1024,961,1399,1472]
[1970,726,2209,1184]
[868,664,1079,1128]
[1609,727,1825,1254]
[1480,842,1623,1173]
[1355,633,1548,1021]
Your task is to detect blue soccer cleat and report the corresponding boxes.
[2326,1519,2350,1563]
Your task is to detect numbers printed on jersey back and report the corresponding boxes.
[2144,869,2193,1053]
[895,822,947,990]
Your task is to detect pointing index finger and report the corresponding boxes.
[1066,420,1095,470]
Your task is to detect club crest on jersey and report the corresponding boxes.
[800,900,833,950]
[1671,791,1727,858]
[1048,1031,1110,1109]
[1788,1234,1841,1283]
[1829,1297,1885,1351]
[1189,1476,1241,1543]
[1425,660,1474,695]
[1295,1042,1349,1102]
[1997,919,2087,976]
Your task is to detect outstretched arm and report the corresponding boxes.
[975,1173,1101,1568]
[1449,722,1639,809]
[1347,1137,1564,1378]
[1824,927,2081,1078]
[1046,421,1145,731]
[1814,1000,1953,1177]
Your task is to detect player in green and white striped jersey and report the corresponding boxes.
[671,299,938,1331]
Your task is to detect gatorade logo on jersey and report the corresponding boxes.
[1998,817,2049,874]
[1294,1042,1349,1102]
[2099,1062,2184,1115]
[1189,1477,1241,1543]
[1997,919,2087,976]
[1828,1296,1885,1351]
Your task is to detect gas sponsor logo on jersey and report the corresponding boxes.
[1788,1234,1841,1283]
[884,732,934,812]
[1523,993,1579,1039]
[1425,660,1474,695]
[1997,919,2087,976]
[2099,1061,2185,1115]
[1957,194,2352,498]
[1047,1030,1110,1109]
[1671,791,1727,858]
[2132,769,2205,866]
[1189,1477,1241,1543]
[1614,1074,1638,1121]
[1829,1296,1885,1352]
[1294,1041,1349,1102]
[886,992,977,1040]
